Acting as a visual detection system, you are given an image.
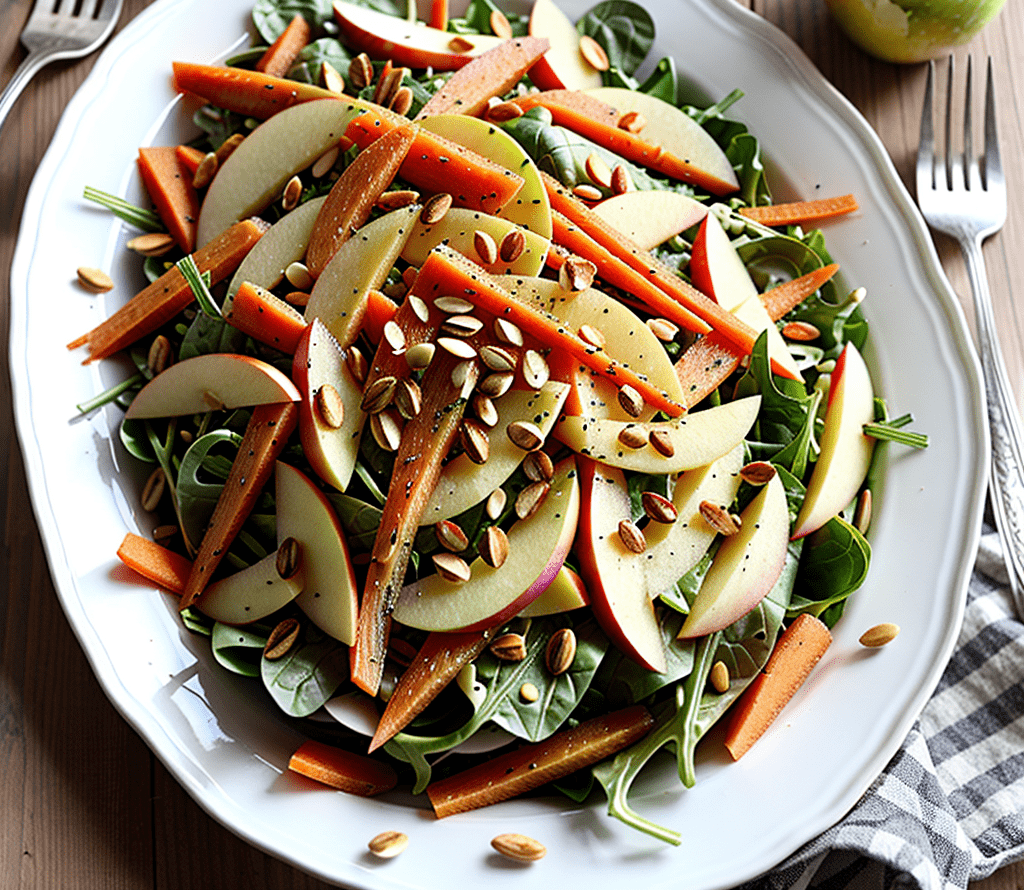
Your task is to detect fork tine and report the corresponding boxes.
[78,0,100,17]
[963,55,975,189]
[916,60,936,195]
[984,56,1003,191]
[944,55,955,189]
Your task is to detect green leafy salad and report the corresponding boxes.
[77,0,928,846]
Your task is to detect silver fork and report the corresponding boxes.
[0,0,124,136]
[916,56,1024,613]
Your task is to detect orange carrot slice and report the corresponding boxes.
[225,281,308,354]
[288,739,398,796]
[427,704,655,817]
[117,532,191,594]
[428,0,449,30]
[345,112,525,216]
[723,613,832,760]
[417,36,550,119]
[179,401,298,611]
[360,288,399,346]
[67,218,265,363]
[426,245,686,416]
[739,194,858,227]
[175,144,206,177]
[137,146,199,253]
[306,123,418,278]
[369,628,497,752]
[759,263,840,320]
[254,14,312,78]
[515,90,739,196]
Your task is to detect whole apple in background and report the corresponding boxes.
[678,473,790,639]
[792,342,876,539]
[823,0,1006,64]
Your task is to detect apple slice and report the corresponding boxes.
[418,114,552,238]
[125,353,300,419]
[576,459,664,673]
[332,0,507,70]
[678,473,789,639]
[592,190,707,250]
[559,359,657,423]
[292,319,368,492]
[517,565,590,617]
[198,542,305,625]
[792,342,876,539]
[224,197,326,309]
[585,87,739,195]
[422,381,569,524]
[690,212,804,382]
[527,0,603,91]
[393,457,580,632]
[197,99,370,247]
[304,204,420,346]
[401,207,549,277]
[275,461,359,644]
[643,443,744,596]
[553,395,760,474]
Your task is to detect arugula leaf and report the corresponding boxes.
[576,1,655,78]
[260,622,349,717]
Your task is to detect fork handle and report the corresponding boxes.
[962,235,1024,610]
[0,48,57,138]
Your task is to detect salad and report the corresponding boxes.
[71,0,927,851]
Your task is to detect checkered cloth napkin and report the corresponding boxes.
[746,524,1024,890]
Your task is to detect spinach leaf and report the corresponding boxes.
[449,0,529,35]
[176,429,242,546]
[212,621,270,677]
[261,622,349,717]
[788,516,870,625]
[638,57,678,104]
[325,491,382,552]
[120,418,157,463]
[726,131,770,209]
[252,0,333,43]
[288,38,352,85]
[576,1,654,78]
[179,310,250,361]
[734,331,813,448]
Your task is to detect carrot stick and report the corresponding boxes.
[306,123,418,277]
[288,739,398,796]
[67,218,265,362]
[428,0,449,30]
[426,245,686,416]
[254,14,313,78]
[427,704,655,818]
[514,90,738,196]
[137,146,199,253]
[369,627,497,752]
[175,144,206,177]
[224,281,308,354]
[739,194,858,227]
[360,288,398,346]
[723,613,832,760]
[345,112,525,216]
[117,532,191,594]
[416,36,550,119]
[171,61,343,119]
[673,263,840,406]
[179,401,298,611]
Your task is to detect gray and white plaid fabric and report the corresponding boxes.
[750,524,1024,890]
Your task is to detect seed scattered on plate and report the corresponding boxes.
[492,833,546,862]
[368,831,408,859]
[860,622,899,648]
[77,266,114,293]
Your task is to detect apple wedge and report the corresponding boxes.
[418,114,552,238]
[576,459,664,673]
[275,461,359,644]
[125,353,300,419]
[198,542,305,625]
[553,395,760,474]
[197,99,370,247]
[292,319,368,493]
[393,457,580,632]
[593,190,707,250]
[332,0,507,70]
[585,87,739,195]
[678,473,789,639]
[527,0,603,91]
[304,204,421,346]
[517,565,590,617]
[401,207,550,277]
[690,212,804,381]
[792,342,876,539]
[224,197,326,309]
[422,381,569,524]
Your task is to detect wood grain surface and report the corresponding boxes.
[0,0,1021,887]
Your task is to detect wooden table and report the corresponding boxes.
[0,0,1020,886]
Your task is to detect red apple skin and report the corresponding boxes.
[575,458,666,673]
[689,215,715,300]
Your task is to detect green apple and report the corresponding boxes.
[792,342,876,539]
[394,457,580,632]
[592,190,707,250]
[678,473,789,639]
[125,353,299,419]
[823,0,1006,64]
